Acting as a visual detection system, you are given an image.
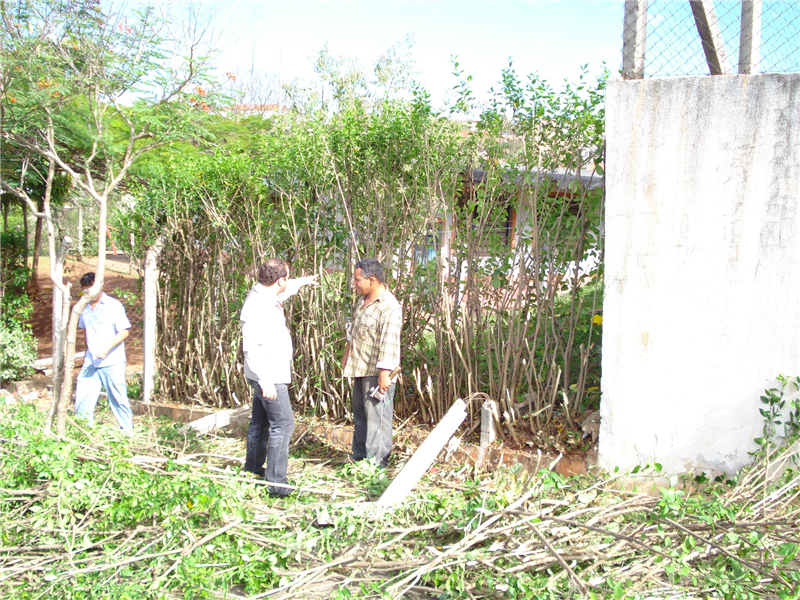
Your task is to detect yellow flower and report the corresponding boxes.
[592,314,603,325]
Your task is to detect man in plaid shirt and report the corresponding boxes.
[342,258,402,468]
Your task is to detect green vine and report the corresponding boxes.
[753,374,800,458]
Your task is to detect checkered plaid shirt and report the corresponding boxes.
[343,288,402,378]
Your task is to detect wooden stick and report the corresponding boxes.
[530,521,590,597]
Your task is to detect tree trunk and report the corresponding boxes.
[28,196,45,295]
[57,292,87,434]
[46,283,71,430]
[77,202,83,261]
[44,237,72,432]
[51,240,70,392]
[2,197,9,234]
[143,234,167,402]
[37,156,70,436]
[22,202,29,268]
[57,195,108,435]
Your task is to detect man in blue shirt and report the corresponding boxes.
[74,272,133,434]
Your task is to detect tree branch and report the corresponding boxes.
[0,180,45,218]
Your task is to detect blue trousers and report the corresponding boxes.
[244,379,295,496]
[351,376,395,468]
[74,362,133,434]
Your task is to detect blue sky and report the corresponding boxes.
[209,1,624,106]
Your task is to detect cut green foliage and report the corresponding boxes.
[1,401,798,599]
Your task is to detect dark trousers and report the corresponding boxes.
[244,379,295,496]
[351,376,394,468]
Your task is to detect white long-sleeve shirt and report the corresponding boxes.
[240,277,314,387]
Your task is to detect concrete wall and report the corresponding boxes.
[600,74,800,476]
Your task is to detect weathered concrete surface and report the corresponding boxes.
[601,73,800,476]
[187,404,251,434]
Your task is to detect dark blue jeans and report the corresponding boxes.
[244,379,295,496]
[352,376,394,468]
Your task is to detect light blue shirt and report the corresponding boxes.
[78,293,131,368]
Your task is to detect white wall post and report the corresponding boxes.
[143,234,166,403]
[602,74,800,476]
[739,0,762,75]
[377,398,467,507]
[622,0,648,80]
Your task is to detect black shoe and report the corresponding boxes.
[268,486,294,498]
[268,491,292,499]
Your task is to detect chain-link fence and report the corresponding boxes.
[623,1,800,78]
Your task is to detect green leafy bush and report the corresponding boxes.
[753,375,800,458]
[0,321,37,382]
[127,372,143,399]
[0,231,33,327]
[0,231,36,382]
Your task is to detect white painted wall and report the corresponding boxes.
[600,74,800,476]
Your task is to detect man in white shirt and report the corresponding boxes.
[240,258,317,496]
[74,272,133,434]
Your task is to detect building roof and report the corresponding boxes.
[468,167,603,192]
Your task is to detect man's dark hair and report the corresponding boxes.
[80,272,96,288]
[257,258,288,286]
[355,258,384,283]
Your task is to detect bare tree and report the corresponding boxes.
[0,0,217,434]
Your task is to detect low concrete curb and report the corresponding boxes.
[3,370,142,396]
[129,399,217,424]
[304,422,596,478]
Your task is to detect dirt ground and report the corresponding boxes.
[28,254,144,368]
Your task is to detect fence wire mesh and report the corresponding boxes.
[624,1,800,78]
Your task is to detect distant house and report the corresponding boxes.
[420,167,602,277]
[396,165,605,307]
[459,167,603,247]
